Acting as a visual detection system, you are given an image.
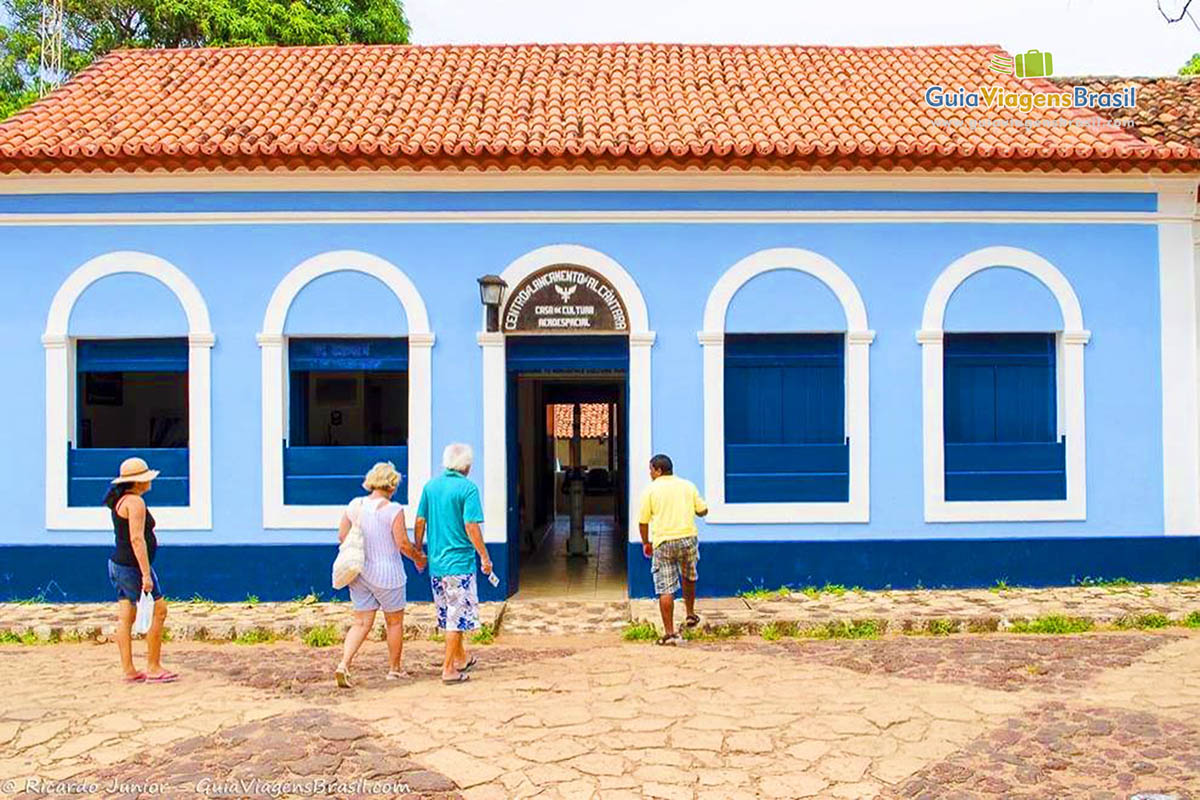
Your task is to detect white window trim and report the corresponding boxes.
[43,251,214,530]
[478,244,654,544]
[699,248,874,524]
[257,250,433,529]
[919,246,1090,522]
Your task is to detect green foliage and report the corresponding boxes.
[0,0,410,119]
[470,623,496,645]
[622,621,658,642]
[1113,613,1170,630]
[1009,615,1094,634]
[801,619,884,639]
[924,618,959,636]
[301,624,339,647]
[233,627,278,645]
[0,629,41,644]
[739,586,790,601]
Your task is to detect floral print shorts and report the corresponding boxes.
[431,573,480,632]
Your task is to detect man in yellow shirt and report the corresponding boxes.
[638,453,708,645]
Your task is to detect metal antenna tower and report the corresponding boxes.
[38,0,64,93]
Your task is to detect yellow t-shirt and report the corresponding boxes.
[638,475,708,546]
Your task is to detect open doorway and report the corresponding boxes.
[506,336,628,599]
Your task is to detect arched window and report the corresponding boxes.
[700,248,873,524]
[918,246,1089,522]
[258,251,433,528]
[44,251,214,530]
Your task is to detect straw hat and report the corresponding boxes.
[111,457,160,485]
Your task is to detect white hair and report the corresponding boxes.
[442,443,474,473]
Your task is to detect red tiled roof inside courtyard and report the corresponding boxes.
[1,42,1196,174]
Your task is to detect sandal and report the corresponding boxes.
[685,614,701,629]
[386,669,409,681]
[442,673,470,685]
[656,634,681,646]
[123,672,147,683]
[335,664,352,689]
[145,671,178,684]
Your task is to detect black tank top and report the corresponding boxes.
[111,498,157,568]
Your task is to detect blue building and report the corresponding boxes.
[1,44,1198,600]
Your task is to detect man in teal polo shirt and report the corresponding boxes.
[414,442,492,684]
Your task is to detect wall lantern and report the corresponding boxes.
[477,274,508,333]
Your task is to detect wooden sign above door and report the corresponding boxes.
[503,265,629,333]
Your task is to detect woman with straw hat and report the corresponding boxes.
[105,457,177,684]
[334,461,426,688]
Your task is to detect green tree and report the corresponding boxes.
[0,0,409,120]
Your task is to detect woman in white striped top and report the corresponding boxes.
[335,462,426,688]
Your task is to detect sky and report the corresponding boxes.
[405,0,1199,77]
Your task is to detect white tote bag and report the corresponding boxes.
[132,591,155,635]
[331,498,366,590]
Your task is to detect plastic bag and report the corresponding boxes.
[132,591,154,636]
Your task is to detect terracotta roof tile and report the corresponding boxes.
[1049,75,1200,150]
[1,43,1196,175]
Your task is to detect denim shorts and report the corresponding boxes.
[348,577,407,613]
[107,559,162,602]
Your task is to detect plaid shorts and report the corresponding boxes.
[431,574,480,632]
[651,536,699,596]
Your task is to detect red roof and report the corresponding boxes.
[1,43,1195,175]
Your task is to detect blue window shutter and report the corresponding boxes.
[288,337,408,371]
[76,338,188,372]
[943,333,1064,500]
[724,334,848,503]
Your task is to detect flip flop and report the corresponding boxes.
[458,656,478,673]
[441,673,470,685]
[335,665,352,689]
[123,672,147,683]
[145,671,178,684]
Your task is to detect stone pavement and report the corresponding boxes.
[2,628,1200,798]
[632,582,1200,635]
[0,599,504,641]
[5,582,1199,642]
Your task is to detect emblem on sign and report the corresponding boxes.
[503,265,629,333]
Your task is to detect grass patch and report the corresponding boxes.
[1181,611,1200,628]
[233,627,278,645]
[682,623,743,642]
[739,586,791,601]
[800,619,884,640]
[622,621,659,642]
[1009,615,1094,634]
[301,624,339,647]
[1113,613,1170,630]
[1074,576,1134,590]
[471,623,496,645]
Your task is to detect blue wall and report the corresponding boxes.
[0,190,1177,595]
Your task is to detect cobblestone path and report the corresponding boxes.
[2,631,1199,799]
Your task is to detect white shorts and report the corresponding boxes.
[348,577,407,613]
